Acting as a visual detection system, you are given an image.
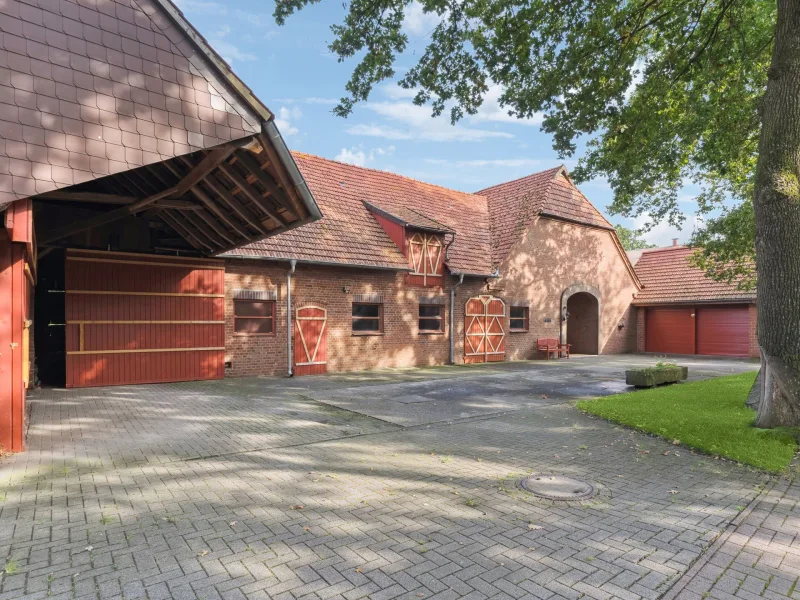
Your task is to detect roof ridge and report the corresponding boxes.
[641,245,690,254]
[475,165,564,195]
[291,151,487,201]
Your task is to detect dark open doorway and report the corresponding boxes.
[566,292,599,354]
[33,249,66,387]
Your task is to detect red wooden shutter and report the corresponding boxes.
[406,232,444,287]
[65,250,225,388]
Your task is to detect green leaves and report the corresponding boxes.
[273,0,774,271]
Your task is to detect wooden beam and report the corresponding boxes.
[202,173,270,235]
[218,161,290,227]
[184,211,228,248]
[257,133,306,219]
[41,186,176,245]
[36,191,138,205]
[232,149,296,217]
[149,199,204,210]
[166,160,252,241]
[160,211,211,252]
[172,146,237,197]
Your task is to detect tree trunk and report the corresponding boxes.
[752,0,800,428]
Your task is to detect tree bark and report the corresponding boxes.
[752,0,800,428]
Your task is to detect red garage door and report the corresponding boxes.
[65,250,225,388]
[645,307,695,354]
[696,306,749,357]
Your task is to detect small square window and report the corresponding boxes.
[234,299,275,335]
[510,306,529,331]
[419,304,444,333]
[352,303,383,334]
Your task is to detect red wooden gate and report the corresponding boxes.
[65,249,225,387]
[464,295,506,363]
[294,305,327,376]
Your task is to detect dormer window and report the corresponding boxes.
[407,232,444,287]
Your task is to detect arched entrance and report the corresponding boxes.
[561,284,601,355]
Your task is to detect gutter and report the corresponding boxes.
[264,121,322,220]
[287,259,296,377]
[222,254,411,272]
[449,273,465,364]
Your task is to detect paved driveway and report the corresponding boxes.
[2,356,795,600]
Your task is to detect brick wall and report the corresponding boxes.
[224,259,487,377]
[636,307,646,353]
[494,217,640,359]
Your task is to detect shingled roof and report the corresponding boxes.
[227,154,618,277]
[477,166,614,266]
[633,246,756,305]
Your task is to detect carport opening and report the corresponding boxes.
[34,249,66,387]
[566,292,599,355]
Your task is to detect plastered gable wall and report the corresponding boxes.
[224,259,487,376]
[495,216,638,359]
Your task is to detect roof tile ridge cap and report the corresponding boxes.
[290,151,483,200]
[474,166,563,195]
[641,245,692,254]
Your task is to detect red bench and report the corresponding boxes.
[537,337,570,360]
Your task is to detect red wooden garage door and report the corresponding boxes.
[645,307,695,354]
[696,306,749,357]
[65,249,225,388]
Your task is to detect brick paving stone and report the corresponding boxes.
[0,366,791,599]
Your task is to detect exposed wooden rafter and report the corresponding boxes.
[202,173,270,235]
[218,161,290,227]
[37,191,138,205]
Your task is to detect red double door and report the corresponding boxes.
[464,295,506,363]
[645,305,750,357]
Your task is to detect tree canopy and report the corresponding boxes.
[614,225,656,251]
[274,0,771,283]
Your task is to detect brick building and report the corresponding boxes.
[629,244,758,358]
[220,156,642,378]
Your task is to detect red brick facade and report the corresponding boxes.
[224,259,488,377]
[222,215,641,377]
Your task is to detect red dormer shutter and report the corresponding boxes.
[406,232,444,287]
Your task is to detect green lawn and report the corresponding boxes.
[576,372,797,472]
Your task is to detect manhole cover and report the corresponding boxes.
[518,474,596,501]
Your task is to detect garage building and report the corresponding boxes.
[630,244,758,358]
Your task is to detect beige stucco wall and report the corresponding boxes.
[495,216,639,359]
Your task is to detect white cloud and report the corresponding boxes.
[631,213,703,247]
[467,85,544,127]
[403,1,442,36]
[352,102,513,142]
[275,106,302,136]
[275,97,339,106]
[334,145,396,166]
[425,158,542,168]
[208,26,257,64]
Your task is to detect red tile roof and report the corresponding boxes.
[228,154,617,277]
[364,200,454,234]
[227,152,494,275]
[633,246,756,305]
[0,0,265,204]
[477,166,613,265]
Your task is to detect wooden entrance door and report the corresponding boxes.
[464,295,506,363]
[294,305,327,375]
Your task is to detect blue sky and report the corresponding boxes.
[175,0,701,247]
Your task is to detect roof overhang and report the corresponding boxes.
[363,200,455,235]
[632,298,756,306]
[35,133,321,256]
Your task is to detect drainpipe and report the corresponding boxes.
[449,273,465,364]
[287,259,296,377]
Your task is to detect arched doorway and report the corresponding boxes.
[561,283,601,355]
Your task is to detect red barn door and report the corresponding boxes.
[294,305,327,375]
[464,295,505,363]
[65,250,225,388]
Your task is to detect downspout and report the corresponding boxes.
[449,273,465,364]
[287,259,296,377]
